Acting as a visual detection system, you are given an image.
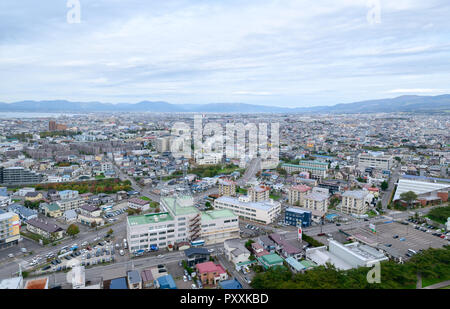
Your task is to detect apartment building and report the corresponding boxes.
[26,218,64,240]
[288,185,312,206]
[0,210,20,249]
[155,136,171,153]
[127,195,239,252]
[218,179,237,197]
[303,192,329,212]
[341,190,372,215]
[358,152,394,171]
[214,195,281,224]
[0,167,43,185]
[248,185,270,202]
[281,161,328,179]
[56,197,85,212]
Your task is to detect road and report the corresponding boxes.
[381,165,401,209]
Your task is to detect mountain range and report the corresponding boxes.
[0,95,449,114]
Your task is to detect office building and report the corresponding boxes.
[284,207,312,227]
[214,195,281,224]
[358,152,394,171]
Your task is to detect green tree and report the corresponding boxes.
[66,224,80,237]
[381,181,388,191]
[400,191,418,209]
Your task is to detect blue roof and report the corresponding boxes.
[219,279,243,289]
[7,203,37,219]
[157,274,177,289]
[110,277,128,289]
[325,214,339,219]
[285,257,306,272]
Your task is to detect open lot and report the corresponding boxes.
[348,221,449,258]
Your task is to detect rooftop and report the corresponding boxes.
[128,212,174,226]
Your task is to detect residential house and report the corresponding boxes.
[195,261,228,286]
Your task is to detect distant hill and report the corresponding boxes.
[0,95,449,113]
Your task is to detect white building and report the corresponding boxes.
[224,238,251,265]
[358,152,394,171]
[127,195,239,252]
[214,195,281,224]
[341,190,373,215]
[306,240,388,270]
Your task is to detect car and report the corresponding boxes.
[187,275,192,280]
[119,250,124,256]
[158,269,167,273]
[336,223,341,226]
[191,284,197,289]
[56,259,62,264]
[440,235,446,239]
[157,254,165,258]
[364,218,369,221]
[41,265,51,271]
[385,244,392,247]
[393,235,399,239]
[208,249,215,253]
[8,253,14,258]
[157,264,165,268]
[399,238,406,241]
[183,276,187,282]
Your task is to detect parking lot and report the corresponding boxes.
[348,221,449,258]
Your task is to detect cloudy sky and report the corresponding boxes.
[1,0,450,107]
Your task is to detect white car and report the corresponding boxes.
[119,250,125,256]
[208,249,215,253]
[157,254,165,258]
[8,254,14,258]
[183,276,187,282]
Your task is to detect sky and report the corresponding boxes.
[1,0,450,107]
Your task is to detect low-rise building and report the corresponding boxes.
[284,207,312,227]
[195,261,228,286]
[303,192,329,212]
[224,238,251,265]
[39,202,63,218]
[26,218,64,240]
[7,203,38,222]
[306,240,388,270]
[218,179,237,197]
[184,247,210,267]
[128,198,150,212]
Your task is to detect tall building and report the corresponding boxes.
[302,192,329,212]
[126,195,239,252]
[218,179,237,197]
[341,190,372,215]
[288,185,312,205]
[248,185,270,202]
[0,210,21,249]
[0,167,43,185]
[357,152,394,171]
[156,136,171,153]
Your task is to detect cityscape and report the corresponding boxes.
[0,0,449,295]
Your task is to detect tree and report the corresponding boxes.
[400,191,418,209]
[381,181,388,191]
[66,224,80,237]
[107,228,114,236]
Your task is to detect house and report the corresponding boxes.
[184,247,210,267]
[127,270,142,289]
[26,218,64,240]
[0,195,12,207]
[224,238,251,265]
[39,202,63,218]
[64,209,78,222]
[128,198,150,211]
[7,203,38,222]
[79,204,101,217]
[258,235,276,253]
[257,253,284,269]
[219,278,243,289]
[141,269,155,289]
[156,274,177,289]
[285,256,306,274]
[195,261,228,286]
[24,192,43,202]
[251,242,269,258]
[269,233,303,260]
